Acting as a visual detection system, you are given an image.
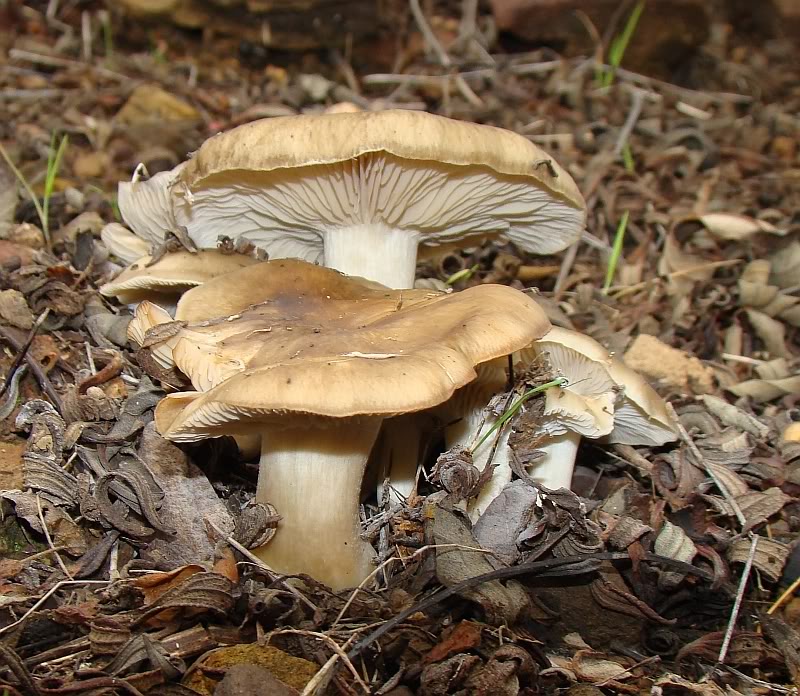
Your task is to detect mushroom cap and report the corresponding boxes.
[527,326,616,396]
[604,359,678,446]
[541,387,615,438]
[99,249,260,304]
[126,110,585,260]
[155,259,551,441]
[117,164,185,247]
[528,326,677,446]
[100,223,151,264]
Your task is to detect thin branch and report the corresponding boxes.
[716,534,758,666]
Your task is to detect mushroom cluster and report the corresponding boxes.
[134,259,551,589]
[102,109,675,591]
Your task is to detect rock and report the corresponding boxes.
[6,223,45,250]
[0,240,35,268]
[623,333,715,394]
[0,289,34,330]
[214,664,300,696]
[72,151,111,179]
[116,84,200,126]
[489,0,709,79]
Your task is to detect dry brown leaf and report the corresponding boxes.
[728,536,790,581]
[728,374,800,402]
[424,621,483,664]
[695,213,787,240]
[654,521,697,563]
[706,487,791,532]
[745,309,791,358]
[560,651,633,683]
[658,233,715,297]
[132,564,205,605]
[703,461,750,499]
[699,395,770,438]
[769,241,800,289]
[652,673,727,695]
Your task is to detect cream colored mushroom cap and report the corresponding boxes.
[99,249,259,303]
[605,359,678,445]
[155,259,551,440]
[183,110,583,206]
[167,110,585,258]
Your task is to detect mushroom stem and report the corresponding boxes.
[253,418,381,590]
[528,430,580,490]
[378,414,424,505]
[445,403,513,523]
[323,223,421,288]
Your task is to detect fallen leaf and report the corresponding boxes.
[728,536,789,582]
[138,422,235,569]
[706,487,791,532]
[116,83,200,125]
[695,213,787,240]
[424,620,483,664]
[745,309,791,358]
[700,395,770,438]
[429,501,530,625]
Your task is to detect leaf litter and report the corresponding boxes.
[0,2,799,694]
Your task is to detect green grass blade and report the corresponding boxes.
[445,263,479,286]
[601,0,645,87]
[603,210,630,293]
[42,133,69,238]
[470,377,567,454]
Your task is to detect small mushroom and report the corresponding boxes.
[120,110,585,288]
[451,328,679,517]
[99,249,260,307]
[526,328,678,489]
[153,259,550,589]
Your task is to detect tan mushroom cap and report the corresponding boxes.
[527,326,677,446]
[604,359,677,446]
[155,259,551,440]
[99,249,259,305]
[121,111,585,286]
[173,256,389,325]
[183,110,583,205]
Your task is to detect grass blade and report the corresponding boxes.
[603,210,630,293]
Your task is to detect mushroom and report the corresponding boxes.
[152,259,551,589]
[100,223,151,264]
[120,110,585,288]
[99,249,259,307]
[117,164,185,250]
[449,328,679,517]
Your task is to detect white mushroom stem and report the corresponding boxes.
[253,418,381,591]
[323,223,421,289]
[527,430,580,490]
[445,397,513,524]
[377,414,423,505]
